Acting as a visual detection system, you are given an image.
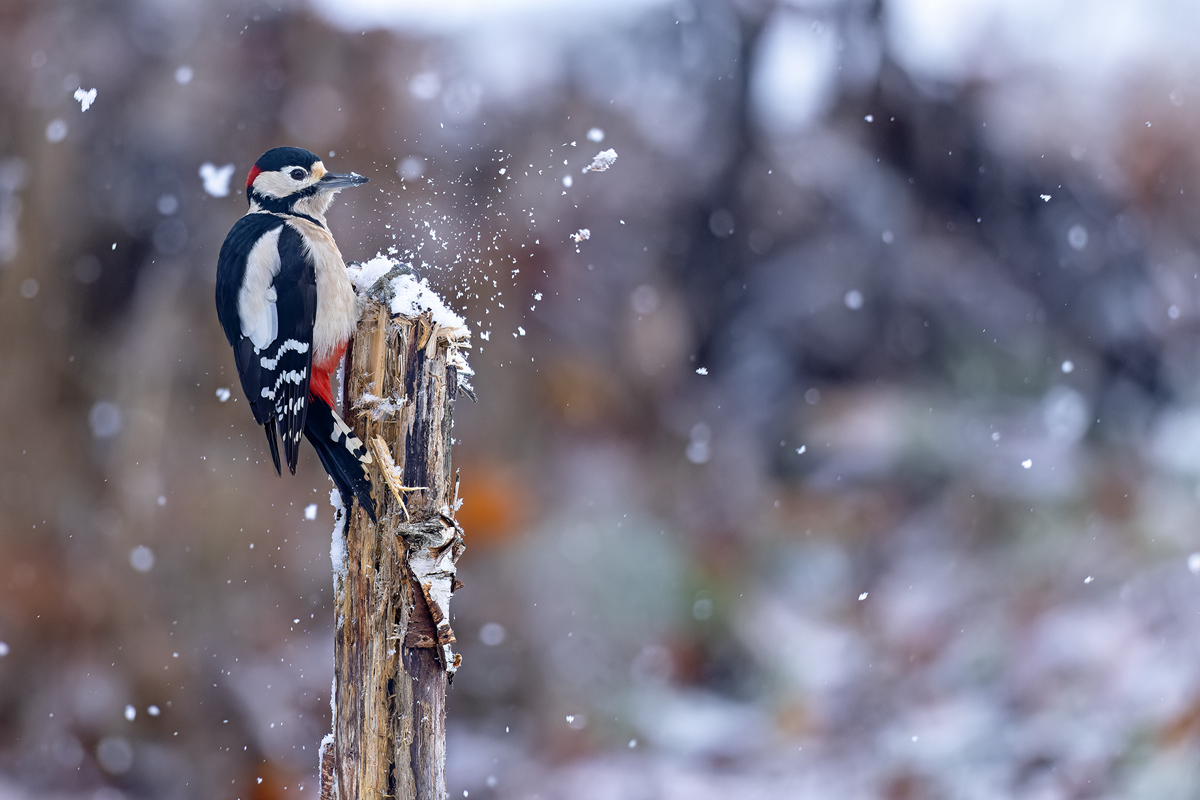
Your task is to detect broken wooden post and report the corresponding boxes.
[319,260,472,800]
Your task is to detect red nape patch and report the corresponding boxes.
[245,165,262,190]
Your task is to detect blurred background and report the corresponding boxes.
[5,0,1200,797]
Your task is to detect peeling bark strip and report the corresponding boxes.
[323,298,468,800]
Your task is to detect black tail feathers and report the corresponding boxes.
[263,417,283,476]
[303,397,377,523]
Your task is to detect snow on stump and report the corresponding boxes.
[321,256,472,800]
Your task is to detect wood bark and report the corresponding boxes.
[321,298,466,800]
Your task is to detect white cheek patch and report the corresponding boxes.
[238,227,283,350]
[253,166,318,198]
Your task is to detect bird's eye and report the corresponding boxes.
[290,169,307,181]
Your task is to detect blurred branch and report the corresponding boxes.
[323,299,466,800]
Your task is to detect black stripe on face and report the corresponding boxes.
[249,181,323,210]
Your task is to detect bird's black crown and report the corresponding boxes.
[254,146,320,173]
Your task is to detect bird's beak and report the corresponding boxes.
[319,172,369,190]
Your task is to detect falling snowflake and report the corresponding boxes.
[199,162,236,198]
[584,149,618,173]
[73,87,97,112]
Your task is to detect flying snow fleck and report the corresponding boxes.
[129,545,155,573]
[124,705,136,722]
[1068,224,1088,250]
[696,367,708,375]
[1021,459,1033,469]
[174,65,194,85]
[95,736,133,775]
[479,622,506,646]
[687,423,712,464]
[844,289,864,310]
[73,87,97,112]
[398,156,425,180]
[89,401,121,438]
[1061,360,1074,374]
[304,503,318,520]
[0,642,8,657]
[587,127,605,142]
[796,445,806,454]
[584,149,617,172]
[45,119,68,143]
[409,71,441,100]
[148,705,160,716]
[1084,575,1094,584]
[1188,553,1200,575]
[1040,194,1051,202]
[215,387,231,402]
[571,228,590,243]
[199,162,236,198]
[858,592,868,600]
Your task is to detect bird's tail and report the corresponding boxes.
[303,396,377,523]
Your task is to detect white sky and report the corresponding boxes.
[308,0,670,34]
[886,0,1200,84]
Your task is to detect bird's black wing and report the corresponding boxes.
[215,215,316,474]
[264,225,317,472]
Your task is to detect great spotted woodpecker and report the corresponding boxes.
[215,146,376,521]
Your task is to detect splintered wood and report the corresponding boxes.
[322,298,467,800]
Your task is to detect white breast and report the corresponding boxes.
[285,218,359,361]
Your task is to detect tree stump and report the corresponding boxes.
[319,282,470,800]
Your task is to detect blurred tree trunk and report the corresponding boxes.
[320,301,465,800]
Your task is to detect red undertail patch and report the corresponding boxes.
[309,345,347,409]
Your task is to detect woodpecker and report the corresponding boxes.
[215,146,376,521]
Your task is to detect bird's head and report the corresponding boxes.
[245,146,368,221]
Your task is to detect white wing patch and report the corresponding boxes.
[238,226,284,351]
[259,367,308,400]
[260,338,310,369]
